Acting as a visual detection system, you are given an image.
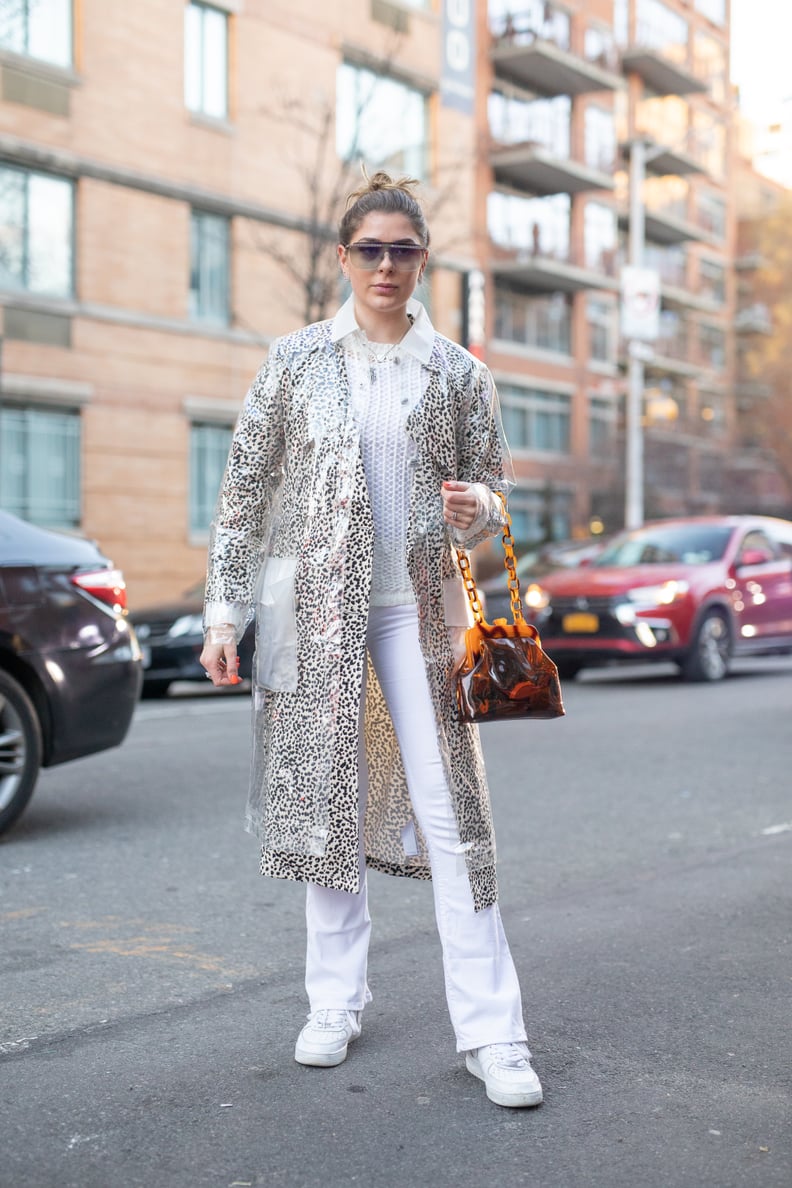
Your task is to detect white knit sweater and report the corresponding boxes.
[344,332,428,606]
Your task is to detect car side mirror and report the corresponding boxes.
[737,548,772,568]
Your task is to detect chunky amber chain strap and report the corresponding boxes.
[457,492,525,626]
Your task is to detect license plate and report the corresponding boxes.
[140,644,152,669]
[562,612,599,633]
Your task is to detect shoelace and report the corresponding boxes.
[487,1042,530,1069]
[307,1010,349,1031]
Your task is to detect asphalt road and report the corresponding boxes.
[1,658,791,1188]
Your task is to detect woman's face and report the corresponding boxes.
[337,211,428,323]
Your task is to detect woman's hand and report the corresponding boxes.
[441,480,480,531]
[200,625,241,687]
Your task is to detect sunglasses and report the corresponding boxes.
[343,241,425,271]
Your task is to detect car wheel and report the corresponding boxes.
[680,610,731,682]
[0,670,43,834]
[140,680,172,699]
[554,660,582,681]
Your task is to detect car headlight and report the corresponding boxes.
[522,583,550,610]
[168,613,204,638]
[625,580,689,607]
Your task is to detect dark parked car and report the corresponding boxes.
[521,515,792,682]
[129,583,254,697]
[0,512,142,834]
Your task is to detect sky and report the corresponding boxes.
[730,0,792,183]
[730,0,792,126]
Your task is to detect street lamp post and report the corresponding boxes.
[625,136,647,531]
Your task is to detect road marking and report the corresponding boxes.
[761,822,792,836]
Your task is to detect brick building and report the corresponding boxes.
[0,0,762,608]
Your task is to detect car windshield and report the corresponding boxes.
[594,524,733,567]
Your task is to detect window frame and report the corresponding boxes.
[0,0,73,69]
[189,419,234,537]
[336,60,430,180]
[184,0,229,121]
[498,383,572,456]
[189,208,231,327]
[0,402,81,528]
[0,163,75,298]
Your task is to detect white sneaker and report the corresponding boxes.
[466,1042,543,1108]
[294,1009,362,1067]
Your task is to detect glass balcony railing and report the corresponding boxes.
[490,2,571,53]
[490,2,622,95]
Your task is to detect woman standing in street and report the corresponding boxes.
[200,172,542,1109]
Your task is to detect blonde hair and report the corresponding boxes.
[339,168,430,247]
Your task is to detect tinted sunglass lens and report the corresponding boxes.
[354,244,384,266]
[391,246,422,268]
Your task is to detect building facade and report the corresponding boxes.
[0,0,763,608]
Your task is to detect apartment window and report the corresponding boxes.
[488,191,571,259]
[699,258,725,304]
[0,405,80,528]
[699,323,726,370]
[694,0,726,26]
[189,210,229,325]
[694,112,726,179]
[507,489,572,547]
[584,25,617,70]
[0,165,73,297]
[589,396,618,457]
[489,91,570,156]
[184,2,228,120]
[189,422,233,535]
[636,90,689,154]
[698,392,726,431]
[636,0,688,54]
[584,202,617,272]
[494,288,571,354]
[587,297,617,363]
[657,310,688,360]
[695,33,727,104]
[0,0,71,67]
[697,190,726,240]
[644,241,687,288]
[584,106,616,173]
[336,62,427,179]
[499,384,571,454]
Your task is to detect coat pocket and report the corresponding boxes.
[255,556,299,691]
[443,576,474,666]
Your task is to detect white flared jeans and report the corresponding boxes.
[305,603,527,1052]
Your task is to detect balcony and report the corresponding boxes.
[491,4,623,96]
[734,304,773,335]
[491,141,615,196]
[621,22,708,96]
[490,242,618,294]
[619,203,707,246]
[640,131,708,178]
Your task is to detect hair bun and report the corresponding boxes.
[345,165,421,207]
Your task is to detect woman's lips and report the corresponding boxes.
[372,283,397,293]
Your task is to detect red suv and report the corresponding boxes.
[521,516,792,682]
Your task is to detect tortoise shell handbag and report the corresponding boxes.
[452,495,565,723]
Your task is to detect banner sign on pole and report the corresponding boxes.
[620,266,660,342]
[441,0,476,114]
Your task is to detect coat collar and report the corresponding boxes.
[330,295,435,366]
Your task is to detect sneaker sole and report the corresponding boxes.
[465,1054,544,1109]
[294,1043,349,1067]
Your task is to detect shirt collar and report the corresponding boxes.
[331,295,435,365]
